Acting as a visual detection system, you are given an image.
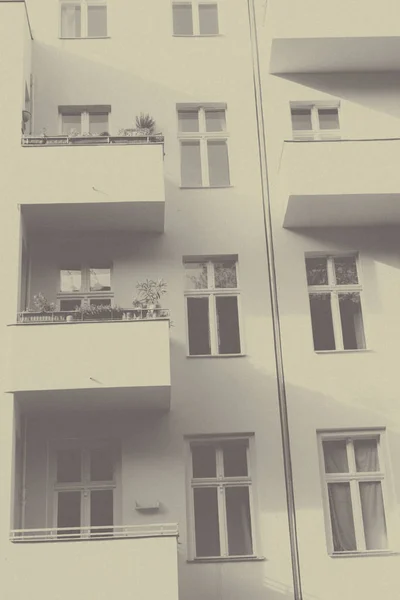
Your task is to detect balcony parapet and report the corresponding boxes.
[17,307,170,324]
[22,134,164,147]
[10,523,179,543]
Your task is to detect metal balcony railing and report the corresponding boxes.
[10,523,179,543]
[22,134,164,147]
[17,308,170,324]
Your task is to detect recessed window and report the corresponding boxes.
[184,257,241,356]
[305,255,366,351]
[178,105,230,187]
[187,437,255,559]
[58,266,112,310]
[60,1,107,38]
[52,441,117,538]
[319,432,389,554]
[59,106,110,136]
[173,2,219,36]
[290,103,340,140]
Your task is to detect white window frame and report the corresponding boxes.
[184,257,243,357]
[290,101,341,141]
[47,439,119,538]
[185,435,257,561]
[172,1,220,36]
[58,106,111,136]
[317,430,391,556]
[59,0,108,39]
[57,265,113,310]
[178,104,230,188]
[306,253,366,352]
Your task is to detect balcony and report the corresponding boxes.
[280,138,400,228]
[7,525,179,600]
[18,135,165,233]
[269,0,400,73]
[8,312,171,410]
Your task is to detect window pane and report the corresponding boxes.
[328,483,357,552]
[291,108,312,131]
[207,140,230,186]
[173,4,193,35]
[187,297,211,355]
[199,4,219,34]
[192,444,216,478]
[306,257,328,286]
[318,108,339,130]
[57,491,81,534]
[309,293,335,351]
[90,268,111,291]
[323,440,349,474]
[214,261,237,288]
[90,298,112,307]
[205,110,226,132]
[61,5,81,38]
[60,299,81,311]
[61,114,81,135]
[57,448,81,483]
[339,293,365,350]
[223,441,248,477]
[225,487,253,556]
[193,487,220,556]
[354,439,379,472]
[359,482,387,550]
[60,269,82,292]
[184,262,208,289]
[334,256,358,285]
[89,113,109,135]
[216,296,241,354]
[87,5,108,37]
[90,490,113,533]
[90,446,114,481]
[181,141,202,186]
[178,110,199,132]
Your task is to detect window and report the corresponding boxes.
[178,104,230,187]
[184,257,241,356]
[319,431,389,554]
[59,105,110,136]
[290,102,340,140]
[51,440,117,538]
[187,436,255,559]
[172,2,219,36]
[58,266,112,310]
[60,1,108,38]
[306,255,366,351]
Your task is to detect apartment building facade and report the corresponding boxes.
[1,1,399,600]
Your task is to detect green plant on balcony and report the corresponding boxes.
[118,113,158,137]
[133,278,167,317]
[75,304,124,321]
[29,293,56,313]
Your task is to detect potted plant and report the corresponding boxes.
[24,293,56,322]
[134,278,167,318]
[76,304,124,321]
[135,113,156,136]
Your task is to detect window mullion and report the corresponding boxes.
[192,1,200,34]
[200,138,209,186]
[82,2,89,37]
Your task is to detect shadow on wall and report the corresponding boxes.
[277,71,400,121]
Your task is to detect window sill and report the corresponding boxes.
[187,556,265,564]
[330,550,395,559]
[59,36,111,40]
[314,349,371,355]
[179,185,233,190]
[187,353,245,359]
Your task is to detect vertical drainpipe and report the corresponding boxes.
[246,1,303,599]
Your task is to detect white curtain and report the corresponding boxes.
[328,483,357,551]
[61,6,81,38]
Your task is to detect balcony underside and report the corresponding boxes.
[22,201,164,233]
[270,37,400,74]
[284,193,400,228]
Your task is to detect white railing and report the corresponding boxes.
[17,308,170,324]
[10,523,179,543]
[22,134,164,147]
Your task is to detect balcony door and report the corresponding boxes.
[49,440,119,538]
